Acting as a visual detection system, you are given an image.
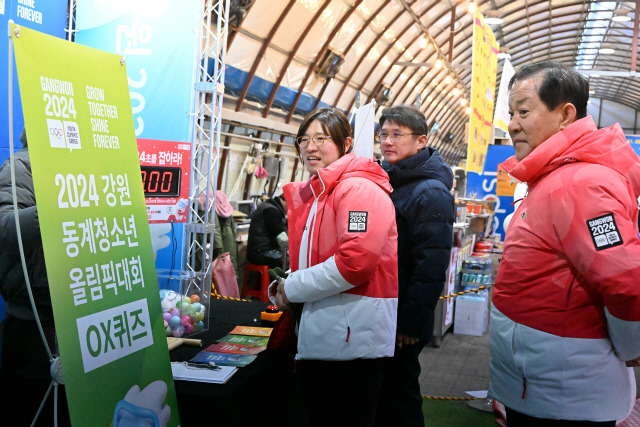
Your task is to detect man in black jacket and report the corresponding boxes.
[375,105,455,427]
[0,129,70,425]
[246,195,288,269]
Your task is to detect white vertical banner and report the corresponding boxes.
[353,101,376,159]
[494,57,515,139]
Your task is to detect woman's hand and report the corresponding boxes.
[396,333,419,349]
[626,357,640,367]
[275,280,291,311]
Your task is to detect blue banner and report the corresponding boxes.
[75,0,202,275]
[1,0,68,158]
[466,145,515,240]
[625,135,640,144]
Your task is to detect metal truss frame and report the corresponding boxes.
[183,0,230,306]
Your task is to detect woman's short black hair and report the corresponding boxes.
[508,60,589,120]
[295,108,352,157]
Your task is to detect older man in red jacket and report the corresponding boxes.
[490,61,640,426]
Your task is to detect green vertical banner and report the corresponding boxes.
[10,23,180,426]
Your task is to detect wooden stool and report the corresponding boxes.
[241,263,270,302]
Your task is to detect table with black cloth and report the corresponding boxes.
[170,298,307,427]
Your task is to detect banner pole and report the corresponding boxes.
[7,21,54,363]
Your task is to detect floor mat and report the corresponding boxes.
[422,398,498,426]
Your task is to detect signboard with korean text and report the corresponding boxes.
[466,10,498,174]
[137,139,191,223]
[11,23,180,426]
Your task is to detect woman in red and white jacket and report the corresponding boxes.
[275,108,398,427]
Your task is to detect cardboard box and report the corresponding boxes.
[453,293,488,336]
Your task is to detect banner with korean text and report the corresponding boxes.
[466,10,498,174]
[11,23,179,426]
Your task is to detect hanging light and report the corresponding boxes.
[468,2,476,14]
[484,10,503,25]
[453,87,460,96]
[444,75,453,85]
[612,10,631,22]
[435,58,443,69]
[465,107,471,114]
[419,36,428,49]
[461,98,467,106]
[599,45,615,55]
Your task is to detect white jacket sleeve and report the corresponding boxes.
[284,255,354,303]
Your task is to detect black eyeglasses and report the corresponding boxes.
[376,131,420,143]
[295,135,333,148]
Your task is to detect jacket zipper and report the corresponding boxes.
[340,293,351,342]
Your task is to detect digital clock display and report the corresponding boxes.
[140,165,181,197]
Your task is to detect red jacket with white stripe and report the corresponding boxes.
[489,116,640,420]
[283,153,398,361]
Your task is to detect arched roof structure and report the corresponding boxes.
[223,0,639,164]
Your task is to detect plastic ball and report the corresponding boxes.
[159,289,168,300]
[170,309,180,318]
[192,303,202,312]
[190,294,200,303]
[184,324,194,335]
[194,312,204,322]
[194,321,204,331]
[180,315,191,326]
[172,325,185,338]
[162,312,171,322]
[169,316,181,328]
[175,301,182,310]
[160,299,172,313]
[165,325,173,337]
[180,302,191,314]
[182,296,191,305]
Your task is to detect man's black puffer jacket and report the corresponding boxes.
[0,134,51,320]
[383,147,455,342]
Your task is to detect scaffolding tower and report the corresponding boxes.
[183,0,230,310]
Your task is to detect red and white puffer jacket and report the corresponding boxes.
[283,153,398,361]
[490,116,640,421]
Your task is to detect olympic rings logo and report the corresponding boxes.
[49,128,64,139]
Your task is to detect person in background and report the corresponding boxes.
[374,105,455,427]
[246,194,287,269]
[490,60,640,426]
[275,108,398,427]
[0,129,71,426]
[213,190,239,278]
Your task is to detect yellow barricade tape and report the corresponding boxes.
[439,285,487,300]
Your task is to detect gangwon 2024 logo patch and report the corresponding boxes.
[348,211,368,232]
[586,213,623,251]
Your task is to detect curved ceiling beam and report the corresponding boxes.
[346,2,447,112]
[331,8,406,109]
[347,26,418,111]
[234,0,297,111]
[365,4,452,108]
[285,0,365,123]
[262,0,332,118]
[228,1,257,49]
[310,1,392,110]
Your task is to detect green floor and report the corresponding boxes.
[422,399,498,426]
